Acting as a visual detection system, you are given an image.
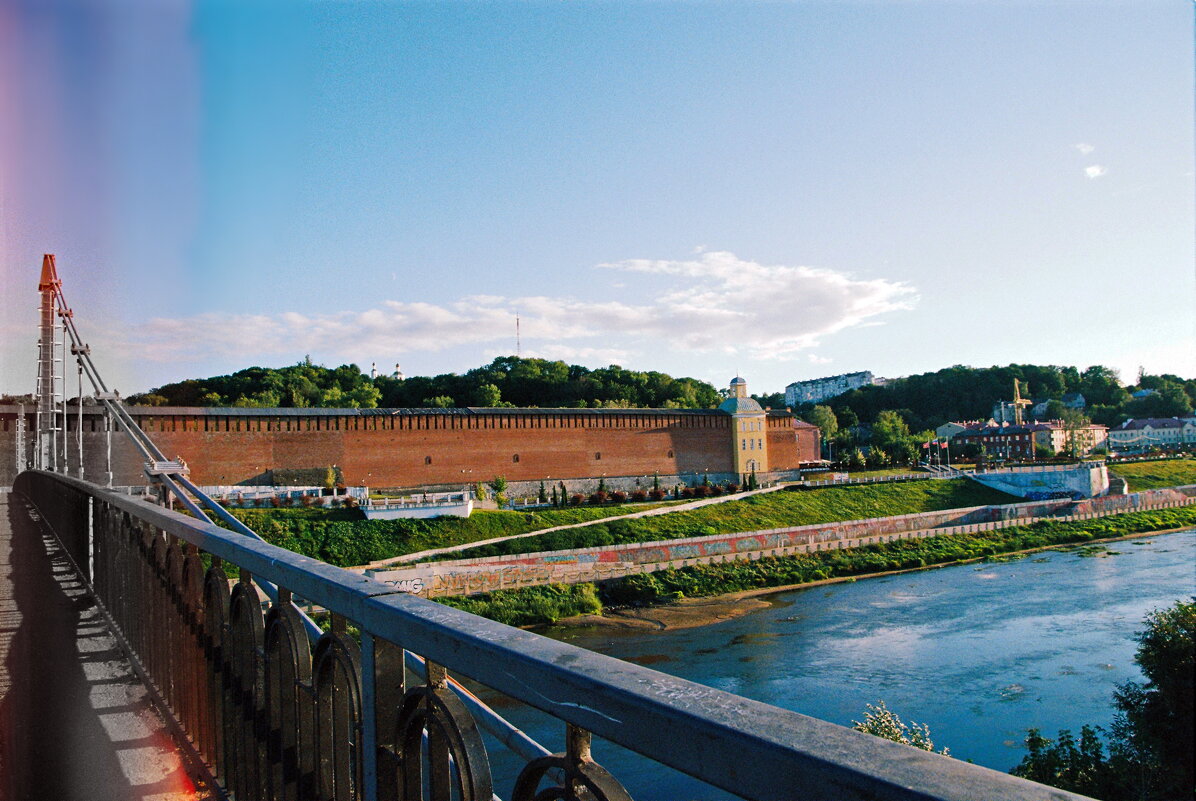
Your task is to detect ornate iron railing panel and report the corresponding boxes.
[13,470,1092,801]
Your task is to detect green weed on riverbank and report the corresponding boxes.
[436,505,1196,627]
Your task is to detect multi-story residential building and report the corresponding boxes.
[784,371,876,406]
[1107,417,1196,452]
[953,420,1107,459]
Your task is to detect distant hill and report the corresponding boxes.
[124,356,722,411]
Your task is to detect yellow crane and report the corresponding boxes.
[1012,378,1032,425]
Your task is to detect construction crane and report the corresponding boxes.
[1012,378,1032,426]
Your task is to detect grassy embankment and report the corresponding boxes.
[438,505,1196,627]
[425,480,1016,561]
[1110,458,1196,490]
[226,504,669,567]
[226,479,1012,567]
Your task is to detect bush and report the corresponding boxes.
[853,701,949,755]
[610,491,628,503]
[680,487,695,499]
[648,489,665,501]
[631,490,648,502]
[589,490,609,505]
[569,494,584,506]
[725,483,740,494]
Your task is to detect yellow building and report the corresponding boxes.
[719,377,769,475]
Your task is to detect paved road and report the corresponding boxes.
[0,491,204,801]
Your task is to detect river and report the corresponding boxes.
[473,529,1195,799]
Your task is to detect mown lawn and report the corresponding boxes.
[1110,459,1196,491]
[432,479,1018,561]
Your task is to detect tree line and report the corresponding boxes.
[791,364,1195,467]
[123,356,722,410]
[813,364,1195,432]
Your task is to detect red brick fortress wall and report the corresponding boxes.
[1,406,821,488]
[767,414,821,471]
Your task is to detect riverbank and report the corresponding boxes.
[550,525,1194,631]
[436,505,1196,628]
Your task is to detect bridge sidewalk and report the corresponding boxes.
[0,491,208,801]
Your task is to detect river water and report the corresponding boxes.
[473,529,1195,799]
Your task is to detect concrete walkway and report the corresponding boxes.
[0,491,209,801]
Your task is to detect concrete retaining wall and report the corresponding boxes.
[968,462,1109,499]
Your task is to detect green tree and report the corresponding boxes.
[872,410,915,464]
[1059,408,1092,457]
[471,382,503,407]
[805,405,839,448]
[1112,599,1195,799]
[424,395,455,408]
[867,446,889,468]
[538,480,548,504]
[751,392,786,410]
[346,382,382,409]
[1013,726,1117,799]
[1042,398,1068,421]
[489,476,508,507]
[1079,366,1130,408]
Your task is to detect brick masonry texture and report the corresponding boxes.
[1,407,821,489]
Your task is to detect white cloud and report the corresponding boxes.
[124,251,917,368]
[807,354,833,365]
[1075,142,1095,155]
[1085,164,1107,179]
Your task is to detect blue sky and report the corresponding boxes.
[2,1,1192,398]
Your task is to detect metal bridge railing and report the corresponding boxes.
[13,469,1091,801]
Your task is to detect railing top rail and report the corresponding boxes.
[14,470,1091,801]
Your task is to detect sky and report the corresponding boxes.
[2,0,1193,399]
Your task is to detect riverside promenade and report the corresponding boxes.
[0,491,203,801]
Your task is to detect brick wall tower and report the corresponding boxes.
[719,376,768,478]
